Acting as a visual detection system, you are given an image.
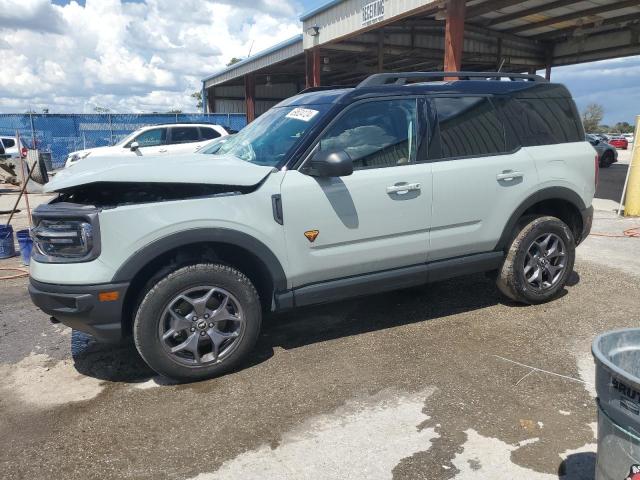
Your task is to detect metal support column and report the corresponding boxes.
[244,74,256,123]
[443,0,466,78]
[306,47,321,88]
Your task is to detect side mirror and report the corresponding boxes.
[130,141,139,151]
[307,150,353,177]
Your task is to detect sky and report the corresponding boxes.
[0,0,637,124]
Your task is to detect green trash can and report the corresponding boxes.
[593,328,640,480]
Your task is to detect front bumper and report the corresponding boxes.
[579,205,594,245]
[29,279,129,343]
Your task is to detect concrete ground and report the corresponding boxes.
[1,150,639,480]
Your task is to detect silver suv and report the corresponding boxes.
[29,72,596,381]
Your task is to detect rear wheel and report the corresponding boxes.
[600,151,613,168]
[497,216,575,304]
[133,263,261,382]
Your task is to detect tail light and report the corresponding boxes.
[594,153,599,187]
[20,146,28,158]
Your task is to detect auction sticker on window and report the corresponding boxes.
[286,108,319,122]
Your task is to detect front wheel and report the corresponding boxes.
[497,216,575,304]
[133,263,261,382]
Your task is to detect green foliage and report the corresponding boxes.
[191,91,202,110]
[581,103,604,133]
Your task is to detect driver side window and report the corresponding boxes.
[129,128,167,148]
[318,99,418,171]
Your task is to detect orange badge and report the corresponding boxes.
[304,230,319,242]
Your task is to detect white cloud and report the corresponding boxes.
[0,0,301,113]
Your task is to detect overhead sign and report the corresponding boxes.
[362,0,384,26]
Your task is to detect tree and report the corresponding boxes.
[191,91,202,109]
[612,121,634,134]
[227,57,242,66]
[167,109,182,114]
[581,103,604,133]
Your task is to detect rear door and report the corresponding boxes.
[428,95,539,261]
[280,97,432,288]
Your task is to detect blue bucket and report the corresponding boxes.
[16,229,33,266]
[0,224,15,259]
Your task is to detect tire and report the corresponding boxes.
[600,151,613,168]
[496,216,575,305]
[133,263,261,382]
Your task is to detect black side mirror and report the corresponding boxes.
[307,149,353,177]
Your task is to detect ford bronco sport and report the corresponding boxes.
[29,72,595,381]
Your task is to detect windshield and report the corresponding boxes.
[216,105,330,166]
[200,134,233,154]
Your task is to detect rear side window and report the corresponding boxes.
[433,97,506,159]
[3,138,15,148]
[317,98,418,171]
[200,127,220,140]
[170,127,200,144]
[503,97,583,146]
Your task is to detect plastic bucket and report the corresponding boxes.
[16,229,33,266]
[0,224,15,259]
[593,328,640,479]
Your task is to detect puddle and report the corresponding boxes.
[189,387,437,480]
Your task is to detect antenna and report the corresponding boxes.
[248,40,255,57]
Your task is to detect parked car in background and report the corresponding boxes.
[64,124,230,168]
[608,136,628,149]
[622,133,634,144]
[0,135,29,159]
[587,134,617,168]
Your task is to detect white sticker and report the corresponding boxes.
[286,107,319,122]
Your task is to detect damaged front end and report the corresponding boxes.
[52,181,257,209]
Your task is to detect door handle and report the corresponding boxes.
[386,183,421,194]
[158,148,168,153]
[496,171,524,181]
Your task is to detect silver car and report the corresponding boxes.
[587,134,617,168]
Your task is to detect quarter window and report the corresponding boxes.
[131,128,167,147]
[171,127,200,144]
[2,138,15,148]
[507,98,583,146]
[433,97,506,159]
[200,127,220,140]
[317,99,418,170]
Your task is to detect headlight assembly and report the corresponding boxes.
[31,204,101,263]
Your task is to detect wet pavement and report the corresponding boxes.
[1,161,640,480]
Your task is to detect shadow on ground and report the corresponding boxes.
[558,451,596,480]
[72,271,579,384]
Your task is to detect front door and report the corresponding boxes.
[280,98,432,288]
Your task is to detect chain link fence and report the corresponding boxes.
[0,113,247,169]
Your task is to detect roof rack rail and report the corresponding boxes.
[357,71,547,87]
[298,85,355,94]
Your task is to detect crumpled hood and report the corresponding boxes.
[45,153,276,192]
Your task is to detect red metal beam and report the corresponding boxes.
[244,73,255,123]
[443,0,466,78]
[305,47,321,88]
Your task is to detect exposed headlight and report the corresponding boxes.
[31,205,101,263]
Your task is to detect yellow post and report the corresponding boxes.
[624,116,640,216]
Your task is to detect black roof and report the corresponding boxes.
[281,71,572,107]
